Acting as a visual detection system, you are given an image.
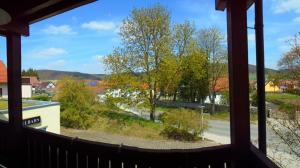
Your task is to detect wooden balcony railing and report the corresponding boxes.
[24,127,232,168]
[0,120,279,168]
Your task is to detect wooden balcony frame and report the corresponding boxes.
[0,0,279,167]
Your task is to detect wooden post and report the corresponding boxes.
[255,0,267,154]
[6,33,23,168]
[226,0,251,167]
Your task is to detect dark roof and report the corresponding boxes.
[0,0,96,36]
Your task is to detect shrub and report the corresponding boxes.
[32,94,51,101]
[61,107,94,129]
[55,77,97,129]
[250,92,257,106]
[160,108,206,141]
[285,88,300,96]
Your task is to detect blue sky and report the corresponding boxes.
[0,0,299,74]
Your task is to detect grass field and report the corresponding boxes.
[91,110,164,140]
[266,93,300,105]
[158,106,258,122]
[209,111,258,123]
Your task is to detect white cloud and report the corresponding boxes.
[82,21,118,31]
[93,55,104,61]
[293,16,300,23]
[42,25,76,35]
[272,0,300,13]
[34,48,67,58]
[277,36,293,42]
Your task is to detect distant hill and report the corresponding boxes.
[248,64,277,81]
[37,65,275,81]
[248,64,276,74]
[37,70,106,81]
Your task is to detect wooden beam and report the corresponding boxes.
[215,0,226,11]
[255,0,267,154]
[6,33,24,168]
[226,0,251,167]
[25,0,96,24]
[216,0,254,11]
[0,21,29,36]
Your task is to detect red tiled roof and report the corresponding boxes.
[0,61,7,83]
[213,77,229,92]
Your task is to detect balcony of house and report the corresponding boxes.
[0,0,284,168]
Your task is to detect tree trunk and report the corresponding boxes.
[150,102,155,121]
[173,90,177,102]
[211,100,216,114]
[210,92,216,114]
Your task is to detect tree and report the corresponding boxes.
[104,5,171,121]
[197,27,227,113]
[22,68,39,79]
[278,33,300,84]
[170,21,197,101]
[54,77,96,129]
[267,72,281,92]
[179,43,208,103]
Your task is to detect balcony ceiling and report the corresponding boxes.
[216,0,254,11]
[0,0,96,36]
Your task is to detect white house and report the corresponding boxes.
[0,60,32,98]
[0,100,60,134]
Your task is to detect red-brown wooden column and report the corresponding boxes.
[6,33,24,168]
[255,0,267,154]
[226,0,251,167]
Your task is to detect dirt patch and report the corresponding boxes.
[61,127,218,149]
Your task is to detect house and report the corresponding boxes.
[35,81,55,93]
[85,80,99,87]
[0,100,60,134]
[265,81,280,92]
[279,80,299,91]
[213,77,229,92]
[205,77,229,104]
[22,76,41,92]
[252,80,281,93]
[0,60,32,98]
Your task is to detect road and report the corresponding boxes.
[204,120,299,168]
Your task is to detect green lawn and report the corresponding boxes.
[157,106,258,123]
[91,110,164,140]
[266,93,300,105]
[209,111,257,123]
[0,100,35,110]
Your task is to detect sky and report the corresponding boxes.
[0,0,299,74]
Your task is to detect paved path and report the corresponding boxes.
[204,120,299,168]
[61,128,218,149]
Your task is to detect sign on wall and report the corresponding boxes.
[23,116,41,126]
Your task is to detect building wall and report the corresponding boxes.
[265,82,280,92]
[0,103,60,134]
[22,84,32,98]
[0,84,32,98]
[0,84,8,98]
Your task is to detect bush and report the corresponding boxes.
[250,92,257,106]
[61,107,94,129]
[285,88,300,96]
[160,108,206,141]
[32,94,51,101]
[55,77,97,129]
